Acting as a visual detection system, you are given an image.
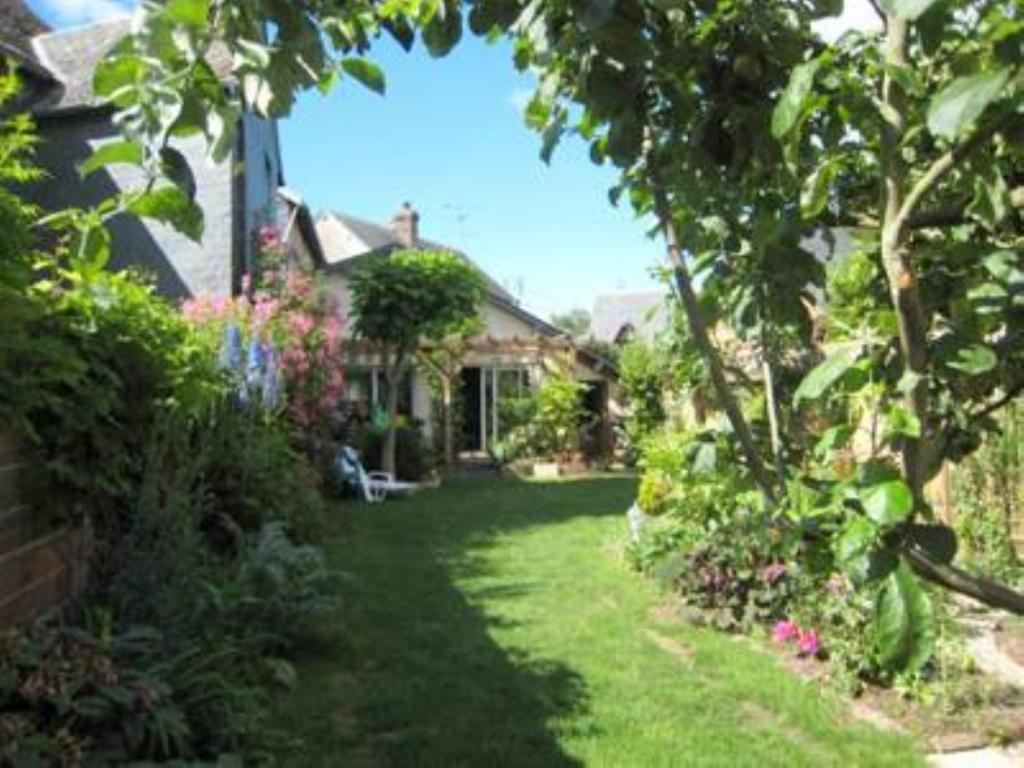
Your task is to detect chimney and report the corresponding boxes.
[390,202,420,248]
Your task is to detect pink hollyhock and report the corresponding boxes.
[181,296,210,322]
[287,311,316,337]
[212,296,235,319]
[253,297,279,325]
[797,629,821,657]
[241,272,253,298]
[773,620,799,644]
[286,272,313,300]
[259,225,282,251]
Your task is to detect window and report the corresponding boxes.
[342,367,414,418]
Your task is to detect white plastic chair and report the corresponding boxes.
[338,446,418,503]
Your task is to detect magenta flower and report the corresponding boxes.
[797,629,821,657]
[773,620,799,644]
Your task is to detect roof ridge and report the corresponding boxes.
[30,15,130,42]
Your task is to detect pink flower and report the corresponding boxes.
[259,225,282,251]
[773,620,799,644]
[241,272,253,298]
[285,272,313,300]
[287,311,316,337]
[761,562,787,584]
[253,297,279,325]
[797,629,821,657]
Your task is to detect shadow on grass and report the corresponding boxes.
[275,474,636,767]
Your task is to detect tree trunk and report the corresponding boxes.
[880,17,932,499]
[382,353,404,477]
[650,183,777,502]
[442,375,454,466]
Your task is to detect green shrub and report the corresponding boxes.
[618,340,669,457]
[0,621,193,764]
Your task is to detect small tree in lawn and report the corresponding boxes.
[348,249,485,476]
[418,322,481,467]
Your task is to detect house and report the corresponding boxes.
[316,204,620,457]
[4,1,296,299]
[591,292,671,345]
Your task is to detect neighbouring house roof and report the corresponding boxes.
[278,187,326,267]
[0,0,51,81]
[316,207,617,378]
[26,16,234,115]
[316,209,516,302]
[591,292,670,344]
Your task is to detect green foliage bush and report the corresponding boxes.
[618,340,670,457]
[356,420,435,481]
[503,371,586,462]
[0,88,336,761]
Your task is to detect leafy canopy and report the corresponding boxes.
[348,249,486,355]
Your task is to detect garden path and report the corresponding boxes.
[274,475,924,767]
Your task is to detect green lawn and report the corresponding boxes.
[273,474,924,767]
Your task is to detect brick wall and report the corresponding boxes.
[0,433,89,629]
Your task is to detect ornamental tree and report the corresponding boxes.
[502,0,1024,671]
[348,249,485,475]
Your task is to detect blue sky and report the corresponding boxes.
[28,0,666,319]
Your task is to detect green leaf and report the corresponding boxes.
[165,0,209,27]
[74,223,111,272]
[127,186,204,241]
[884,406,921,441]
[93,54,141,102]
[860,480,913,527]
[793,343,861,406]
[907,524,957,565]
[160,146,197,199]
[878,0,942,21]
[947,344,997,376]
[874,560,935,673]
[771,59,821,140]
[927,69,1012,142]
[800,158,839,218]
[78,140,144,178]
[341,58,386,96]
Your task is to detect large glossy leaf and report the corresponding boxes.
[860,480,913,527]
[927,69,1011,142]
[800,157,840,219]
[165,0,209,27]
[874,560,935,673]
[341,58,386,95]
[878,0,942,21]
[771,59,820,140]
[947,344,997,376]
[79,140,143,178]
[793,343,861,406]
[127,186,204,241]
[160,146,197,200]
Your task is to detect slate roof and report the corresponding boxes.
[591,292,670,343]
[0,0,48,65]
[26,15,233,114]
[317,209,514,302]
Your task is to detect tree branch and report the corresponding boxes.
[908,186,1024,229]
[895,119,1009,233]
[906,546,1024,615]
[970,380,1024,424]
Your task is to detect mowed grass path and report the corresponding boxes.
[274,475,923,767]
